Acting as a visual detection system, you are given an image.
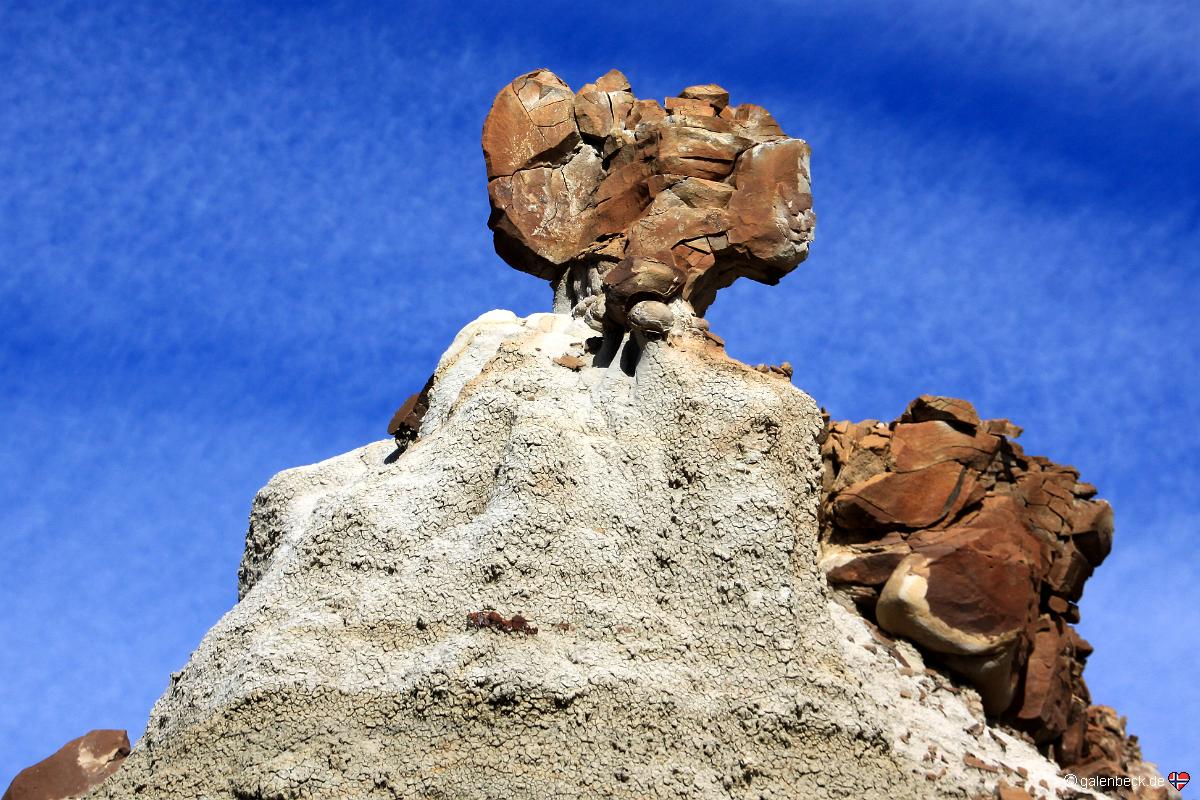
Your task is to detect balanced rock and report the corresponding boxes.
[482,68,815,331]
[819,396,1167,795]
[3,730,129,800]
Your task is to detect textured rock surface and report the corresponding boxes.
[819,397,1169,798]
[3,730,129,800]
[482,69,815,331]
[90,313,1091,800]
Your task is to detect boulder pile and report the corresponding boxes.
[819,396,1163,795]
[482,69,814,337]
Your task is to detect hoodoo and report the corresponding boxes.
[49,70,1170,800]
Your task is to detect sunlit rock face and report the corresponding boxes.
[482,69,815,339]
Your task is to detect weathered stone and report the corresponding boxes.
[486,146,603,276]
[833,461,971,531]
[890,421,1001,472]
[626,299,674,338]
[668,177,735,209]
[1016,616,1073,741]
[819,395,1136,780]
[825,546,911,586]
[3,730,129,800]
[482,69,579,179]
[727,139,815,270]
[482,68,815,334]
[900,395,982,429]
[663,96,718,116]
[1045,541,1093,602]
[678,83,730,110]
[387,375,435,441]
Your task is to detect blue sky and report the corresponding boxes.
[2,0,1197,786]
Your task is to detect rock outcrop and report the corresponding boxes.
[2,730,129,800]
[819,397,1169,798]
[89,312,1096,799]
[482,69,814,337]
[41,68,1167,800]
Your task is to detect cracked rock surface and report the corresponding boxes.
[87,312,1107,800]
[820,398,1172,800]
[482,69,815,331]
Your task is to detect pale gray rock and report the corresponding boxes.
[93,311,1092,800]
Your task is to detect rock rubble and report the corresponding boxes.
[820,396,1168,798]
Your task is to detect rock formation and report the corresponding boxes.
[2,730,129,800]
[483,69,814,338]
[819,397,1169,799]
[86,311,1107,799]
[21,68,1166,800]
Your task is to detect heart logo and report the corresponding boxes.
[1169,771,1190,790]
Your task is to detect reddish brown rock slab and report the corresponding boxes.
[990,783,1035,800]
[832,460,973,531]
[574,70,635,147]
[652,122,750,180]
[883,500,1043,645]
[3,730,130,800]
[482,69,580,179]
[729,103,787,139]
[487,146,603,272]
[1046,541,1094,602]
[388,374,435,440]
[825,545,912,587]
[726,139,815,272]
[890,420,1002,472]
[1015,615,1073,741]
[900,395,982,430]
[1065,500,1114,567]
[678,83,730,110]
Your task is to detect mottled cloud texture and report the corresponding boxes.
[1,0,1197,784]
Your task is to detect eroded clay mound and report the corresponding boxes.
[94,313,925,799]
[482,69,815,334]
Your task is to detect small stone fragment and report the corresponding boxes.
[553,354,586,371]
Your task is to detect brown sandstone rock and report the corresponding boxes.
[3,730,130,800]
[832,460,972,531]
[482,68,815,331]
[482,69,579,180]
[387,374,435,443]
[818,395,1158,787]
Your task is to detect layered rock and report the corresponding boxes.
[819,396,1167,797]
[91,313,1090,799]
[482,69,815,337]
[2,730,129,800]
